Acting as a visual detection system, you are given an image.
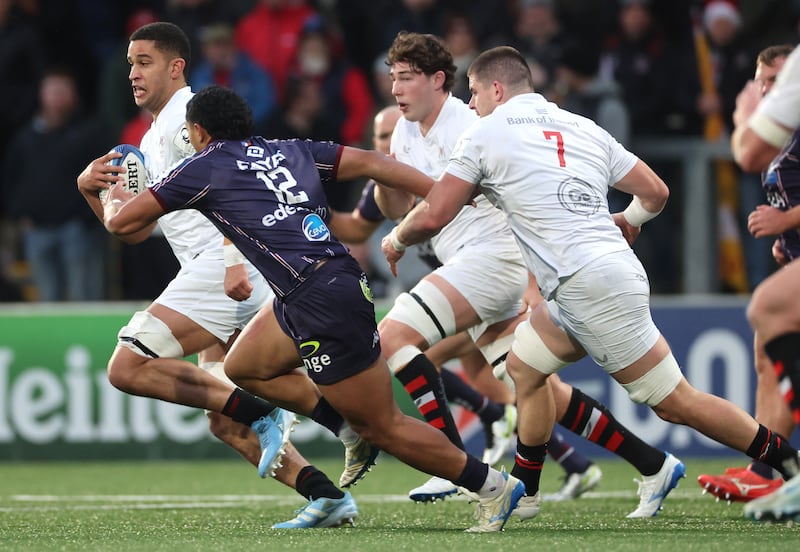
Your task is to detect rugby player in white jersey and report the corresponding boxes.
[77,21,369,529]
[384,45,800,520]
[379,32,678,518]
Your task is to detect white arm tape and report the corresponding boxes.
[390,226,407,252]
[623,196,661,227]
[748,111,792,149]
[223,243,245,267]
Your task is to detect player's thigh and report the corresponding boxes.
[553,249,658,373]
[748,259,800,339]
[425,332,476,367]
[435,244,527,329]
[146,302,219,356]
[225,302,300,381]
[154,252,271,353]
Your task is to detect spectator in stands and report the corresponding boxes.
[190,22,277,130]
[377,0,448,52]
[509,0,567,100]
[235,0,317,96]
[2,68,108,301]
[164,0,249,66]
[443,12,480,103]
[603,0,700,137]
[290,18,374,147]
[371,50,395,108]
[552,38,630,149]
[0,0,46,160]
[697,0,756,132]
[262,74,338,142]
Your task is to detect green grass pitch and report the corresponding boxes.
[0,456,796,551]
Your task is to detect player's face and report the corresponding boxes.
[127,39,181,117]
[372,110,399,155]
[754,55,787,97]
[467,74,497,117]
[389,61,440,124]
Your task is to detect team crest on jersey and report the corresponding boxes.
[557,176,602,217]
[359,273,374,303]
[174,126,194,156]
[302,213,330,241]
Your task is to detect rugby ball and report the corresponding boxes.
[100,144,147,200]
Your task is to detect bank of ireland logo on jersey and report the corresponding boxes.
[302,213,330,241]
[557,176,602,217]
[300,339,332,373]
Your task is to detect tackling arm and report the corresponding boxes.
[103,186,165,237]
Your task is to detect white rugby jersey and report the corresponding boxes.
[140,86,221,266]
[391,94,514,264]
[756,45,800,130]
[445,93,638,298]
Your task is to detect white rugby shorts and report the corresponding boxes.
[547,248,660,373]
[421,240,526,334]
[154,248,273,343]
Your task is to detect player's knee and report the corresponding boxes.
[106,347,146,393]
[510,320,568,375]
[117,311,184,359]
[382,284,456,349]
[621,353,683,408]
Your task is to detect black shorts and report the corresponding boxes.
[274,256,382,385]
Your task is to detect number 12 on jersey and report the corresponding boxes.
[543,130,566,167]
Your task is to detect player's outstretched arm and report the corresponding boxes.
[336,147,433,198]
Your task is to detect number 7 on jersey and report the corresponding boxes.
[543,130,566,167]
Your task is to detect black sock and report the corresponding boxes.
[310,397,345,436]
[295,466,344,500]
[440,367,504,423]
[764,332,800,423]
[221,388,276,426]
[746,424,799,479]
[510,440,547,496]
[559,387,664,476]
[395,354,465,450]
[453,454,489,492]
[549,430,591,474]
[749,461,777,480]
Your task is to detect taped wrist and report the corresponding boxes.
[223,243,245,267]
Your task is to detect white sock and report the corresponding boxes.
[478,468,506,499]
[339,423,359,447]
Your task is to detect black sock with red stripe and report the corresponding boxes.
[395,354,465,450]
[764,332,800,425]
[560,387,664,476]
[746,424,799,479]
[221,388,276,426]
[295,466,344,500]
[510,440,547,496]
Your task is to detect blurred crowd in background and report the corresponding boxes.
[0,0,798,302]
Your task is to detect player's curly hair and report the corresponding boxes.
[130,22,191,67]
[387,31,456,92]
[186,85,255,140]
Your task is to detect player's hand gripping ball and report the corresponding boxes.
[99,144,147,201]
